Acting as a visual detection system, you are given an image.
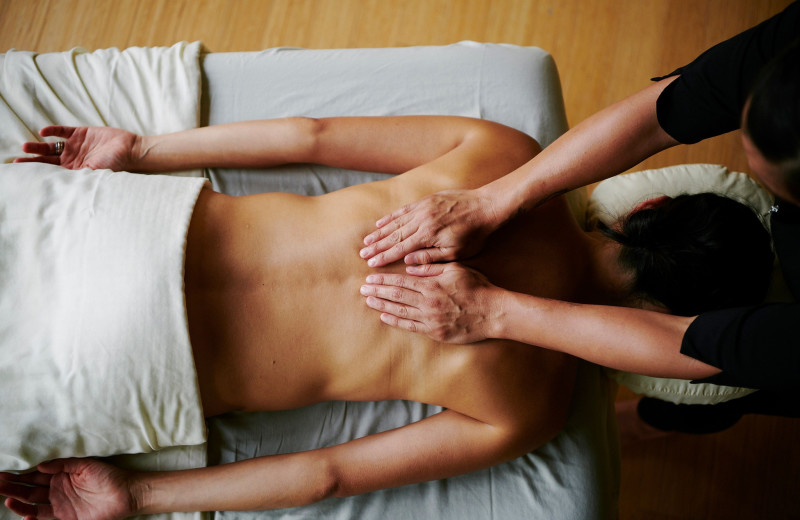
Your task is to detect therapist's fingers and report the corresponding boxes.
[364,296,423,322]
[405,263,447,277]
[360,225,424,267]
[363,211,409,246]
[362,287,422,320]
[374,203,414,230]
[360,283,422,304]
[404,247,457,265]
[377,312,431,335]
[364,272,430,289]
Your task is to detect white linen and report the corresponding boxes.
[0,165,208,472]
[0,42,208,520]
[202,41,568,195]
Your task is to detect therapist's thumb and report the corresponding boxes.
[406,263,447,277]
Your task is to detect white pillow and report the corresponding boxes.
[587,164,779,404]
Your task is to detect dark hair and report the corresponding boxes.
[744,39,800,197]
[600,193,774,316]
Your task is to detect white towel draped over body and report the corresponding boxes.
[0,43,207,473]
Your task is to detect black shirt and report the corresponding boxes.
[654,1,800,390]
[655,1,800,144]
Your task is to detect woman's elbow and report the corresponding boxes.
[278,456,341,508]
[308,457,342,504]
[504,400,572,457]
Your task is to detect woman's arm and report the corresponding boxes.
[17,116,530,175]
[138,408,559,514]
[1,405,566,518]
[361,263,717,380]
[361,77,680,266]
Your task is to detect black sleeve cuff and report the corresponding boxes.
[681,304,800,390]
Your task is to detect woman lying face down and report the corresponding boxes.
[0,116,773,519]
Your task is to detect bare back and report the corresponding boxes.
[185,154,593,429]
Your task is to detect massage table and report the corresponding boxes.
[199,44,787,520]
[1,42,621,519]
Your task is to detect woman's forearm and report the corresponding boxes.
[492,288,718,380]
[131,118,321,172]
[135,452,335,515]
[481,77,680,221]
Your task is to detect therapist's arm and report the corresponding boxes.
[361,76,681,267]
[361,263,718,380]
[493,291,715,380]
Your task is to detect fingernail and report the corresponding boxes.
[359,248,369,258]
[367,258,377,267]
[360,285,369,295]
[365,275,377,283]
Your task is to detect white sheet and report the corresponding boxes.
[202,42,619,520]
[202,42,568,195]
[0,165,208,472]
[0,43,208,520]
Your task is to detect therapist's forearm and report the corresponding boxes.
[490,289,719,380]
[480,77,680,222]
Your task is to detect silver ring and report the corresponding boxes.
[53,141,65,156]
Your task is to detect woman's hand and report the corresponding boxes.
[359,188,502,267]
[0,458,138,520]
[360,262,503,343]
[15,126,139,172]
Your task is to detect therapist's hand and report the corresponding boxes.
[360,188,502,267]
[0,458,137,520]
[360,262,502,343]
[16,126,139,172]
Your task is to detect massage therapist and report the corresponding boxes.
[360,2,800,428]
